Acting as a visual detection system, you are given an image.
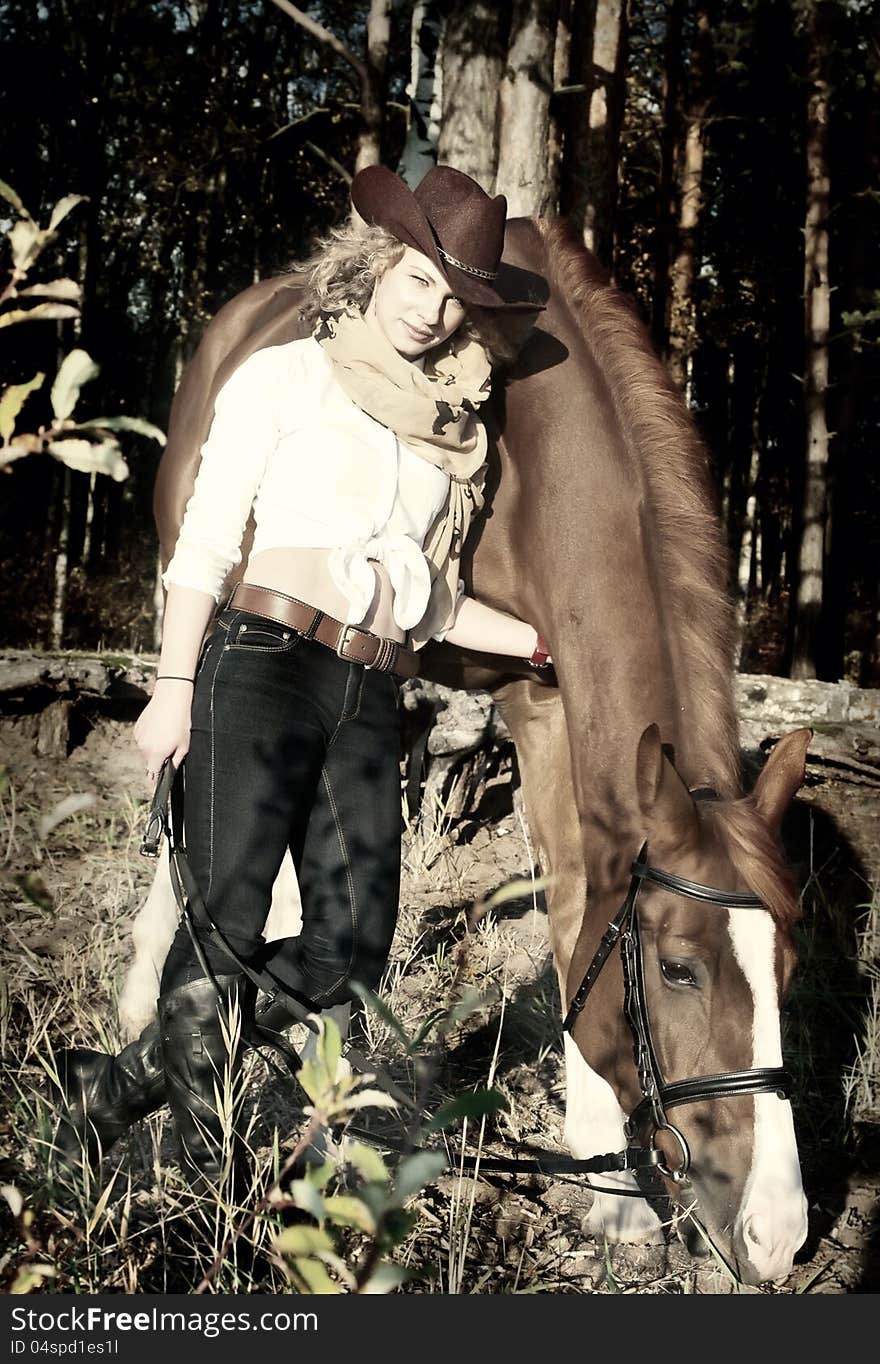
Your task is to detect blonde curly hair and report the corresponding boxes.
[292,219,518,367]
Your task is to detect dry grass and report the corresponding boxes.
[1,741,877,1295]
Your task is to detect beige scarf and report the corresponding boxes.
[315,307,492,648]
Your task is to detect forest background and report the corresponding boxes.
[1,0,877,687]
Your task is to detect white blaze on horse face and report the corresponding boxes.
[562,1034,665,1244]
[727,907,808,1281]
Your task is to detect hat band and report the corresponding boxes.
[436,246,498,282]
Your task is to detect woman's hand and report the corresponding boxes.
[136,584,217,782]
[439,596,554,666]
[133,680,193,783]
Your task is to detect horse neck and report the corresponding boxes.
[477,240,741,868]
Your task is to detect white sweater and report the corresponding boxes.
[163,337,460,633]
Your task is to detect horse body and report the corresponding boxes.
[433,219,809,1283]
[129,218,809,1284]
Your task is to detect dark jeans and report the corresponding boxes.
[160,608,403,1009]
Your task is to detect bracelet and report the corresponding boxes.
[155,675,194,683]
[527,633,553,670]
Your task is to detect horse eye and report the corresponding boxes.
[660,958,700,989]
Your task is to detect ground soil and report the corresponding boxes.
[1,708,878,1294]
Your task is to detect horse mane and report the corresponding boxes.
[705,799,802,930]
[535,219,741,798]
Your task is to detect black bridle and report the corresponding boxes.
[562,841,794,1182]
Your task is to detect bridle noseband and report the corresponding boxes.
[563,841,794,1183]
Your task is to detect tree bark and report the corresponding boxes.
[495,0,560,215]
[649,0,685,355]
[50,469,71,650]
[359,0,392,171]
[438,1,509,187]
[668,2,715,392]
[557,0,628,265]
[791,4,831,680]
[398,0,446,186]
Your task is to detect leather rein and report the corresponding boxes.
[142,764,793,1197]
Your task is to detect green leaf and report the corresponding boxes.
[346,1141,391,1184]
[0,441,38,469]
[341,1088,399,1112]
[50,348,100,420]
[48,438,129,482]
[297,1058,322,1104]
[319,1015,342,1088]
[484,875,549,912]
[424,1087,510,1135]
[0,373,45,442]
[381,1206,417,1242]
[1,1184,24,1218]
[304,1157,336,1191]
[9,219,43,272]
[47,194,88,234]
[392,1150,447,1203]
[290,1258,339,1294]
[0,179,29,218]
[356,1181,390,1218]
[410,1008,446,1050]
[0,303,80,329]
[288,1179,326,1223]
[274,1225,334,1257]
[359,1263,411,1294]
[73,415,166,445]
[18,279,81,302]
[323,1195,377,1233]
[10,1264,56,1295]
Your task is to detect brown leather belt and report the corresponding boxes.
[227,582,420,679]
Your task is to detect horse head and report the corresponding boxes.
[586,722,811,1284]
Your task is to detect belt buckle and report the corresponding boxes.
[336,624,368,665]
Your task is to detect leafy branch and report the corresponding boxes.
[0,180,165,473]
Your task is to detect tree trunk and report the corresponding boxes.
[50,469,71,650]
[791,5,831,680]
[734,446,761,668]
[438,1,509,187]
[398,0,446,186]
[495,0,560,215]
[650,0,685,355]
[357,0,392,171]
[557,0,628,265]
[668,3,714,391]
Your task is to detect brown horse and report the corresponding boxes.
[147,218,811,1285]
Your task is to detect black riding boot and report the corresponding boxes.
[52,1023,165,1171]
[51,989,302,1176]
[159,973,252,1193]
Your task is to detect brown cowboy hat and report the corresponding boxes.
[351,163,543,312]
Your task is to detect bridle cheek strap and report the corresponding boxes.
[564,843,794,1179]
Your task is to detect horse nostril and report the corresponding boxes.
[743,1214,767,1248]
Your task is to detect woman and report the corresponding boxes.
[53,164,551,1191]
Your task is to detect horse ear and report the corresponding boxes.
[752,728,812,833]
[635,724,698,837]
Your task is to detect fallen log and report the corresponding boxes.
[1,652,878,781]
